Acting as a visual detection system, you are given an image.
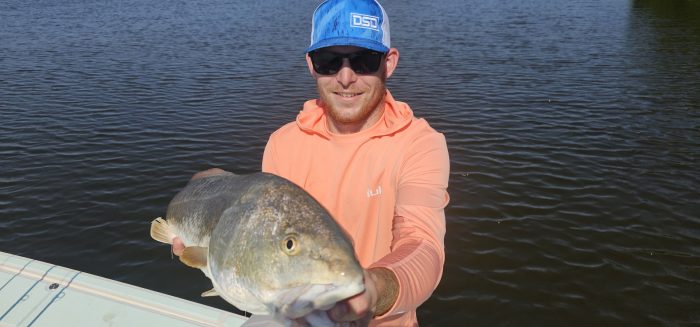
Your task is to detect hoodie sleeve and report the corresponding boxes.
[369,131,450,318]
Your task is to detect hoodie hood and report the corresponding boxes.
[295,90,414,139]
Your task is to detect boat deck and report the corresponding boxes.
[0,251,248,327]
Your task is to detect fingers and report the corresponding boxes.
[328,297,371,322]
[328,269,377,326]
[190,168,228,180]
[327,305,372,327]
[172,236,185,256]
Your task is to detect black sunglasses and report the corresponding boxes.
[309,49,385,75]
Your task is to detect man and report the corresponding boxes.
[262,0,450,325]
[179,0,449,325]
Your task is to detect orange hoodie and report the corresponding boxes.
[262,90,450,326]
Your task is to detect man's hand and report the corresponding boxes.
[327,267,399,324]
[170,168,230,256]
[172,236,185,256]
[190,168,228,180]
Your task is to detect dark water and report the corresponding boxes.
[2,0,699,325]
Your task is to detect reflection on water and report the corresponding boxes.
[1,0,699,325]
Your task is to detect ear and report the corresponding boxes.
[384,48,400,79]
[306,53,318,77]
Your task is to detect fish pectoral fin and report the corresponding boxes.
[150,217,175,244]
[180,246,208,269]
[201,288,218,297]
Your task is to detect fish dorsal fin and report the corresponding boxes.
[201,288,218,297]
[150,217,175,244]
[180,246,208,269]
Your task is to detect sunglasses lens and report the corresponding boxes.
[310,50,384,75]
[349,51,383,74]
[310,51,343,75]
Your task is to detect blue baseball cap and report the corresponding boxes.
[307,0,390,53]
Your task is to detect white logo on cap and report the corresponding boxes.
[351,13,379,31]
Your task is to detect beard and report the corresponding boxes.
[318,83,387,128]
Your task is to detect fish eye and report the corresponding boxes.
[281,235,300,255]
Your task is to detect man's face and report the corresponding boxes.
[306,46,398,134]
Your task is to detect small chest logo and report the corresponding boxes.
[367,186,382,198]
[351,13,379,31]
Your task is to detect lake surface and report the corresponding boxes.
[2,0,699,325]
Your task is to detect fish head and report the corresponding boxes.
[209,174,365,318]
[263,224,365,318]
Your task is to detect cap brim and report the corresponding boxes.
[306,37,389,53]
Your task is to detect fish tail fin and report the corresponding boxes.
[150,217,175,244]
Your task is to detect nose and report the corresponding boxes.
[335,58,357,87]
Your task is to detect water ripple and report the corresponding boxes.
[2,0,700,325]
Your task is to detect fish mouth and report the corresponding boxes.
[275,281,365,319]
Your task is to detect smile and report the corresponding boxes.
[335,92,361,98]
